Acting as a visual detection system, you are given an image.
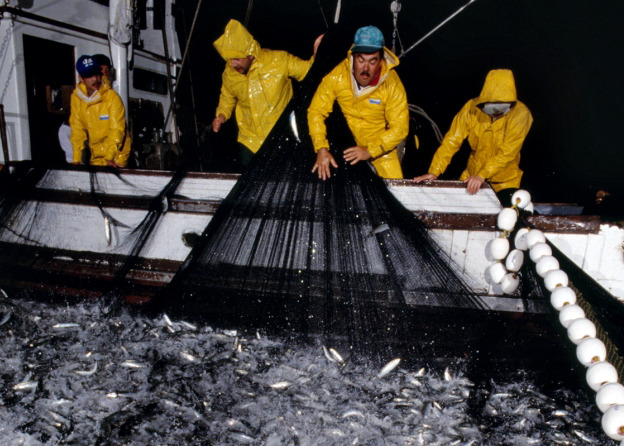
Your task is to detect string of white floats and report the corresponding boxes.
[484,190,624,443]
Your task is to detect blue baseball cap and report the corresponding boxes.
[76,55,101,77]
[352,26,385,53]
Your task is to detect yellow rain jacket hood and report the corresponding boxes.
[214,19,313,153]
[69,80,131,166]
[307,47,409,179]
[428,69,533,192]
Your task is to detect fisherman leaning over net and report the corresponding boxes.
[413,69,533,206]
[212,19,323,166]
[308,25,409,180]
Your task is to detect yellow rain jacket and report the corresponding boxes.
[428,69,533,192]
[307,47,409,179]
[214,19,314,153]
[70,80,131,166]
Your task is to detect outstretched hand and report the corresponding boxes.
[464,175,484,194]
[312,147,337,180]
[343,146,371,165]
[413,173,438,183]
[313,34,325,57]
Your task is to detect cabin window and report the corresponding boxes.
[133,67,168,95]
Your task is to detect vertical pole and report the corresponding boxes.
[0,104,10,164]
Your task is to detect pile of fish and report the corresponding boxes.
[0,295,611,445]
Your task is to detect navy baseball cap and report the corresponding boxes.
[76,55,101,77]
[352,26,385,53]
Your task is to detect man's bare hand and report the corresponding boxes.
[313,34,325,57]
[343,146,370,165]
[106,159,123,168]
[312,147,337,180]
[464,175,484,194]
[212,114,226,132]
[413,173,438,183]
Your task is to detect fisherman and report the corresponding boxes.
[308,25,409,180]
[69,55,131,167]
[212,19,323,165]
[413,69,533,205]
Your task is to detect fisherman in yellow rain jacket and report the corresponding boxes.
[308,25,409,180]
[213,19,323,165]
[414,69,533,205]
[70,55,131,167]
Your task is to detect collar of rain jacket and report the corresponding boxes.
[74,79,111,105]
[213,19,260,61]
[476,69,517,104]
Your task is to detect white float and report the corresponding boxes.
[526,229,546,249]
[486,237,510,261]
[558,304,585,328]
[576,337,607,366]
[586,361,619,392]
[485,262,507,285]
[551,286,577,310]
[501,273,520,294]
[601,404,624,441]
[597,383,624,413]
[505,249,524,272]
[567,318,597,344]
[536,255,559,278]
[497,208,518,232]
[529,242,553,263]
[544,269,569,291]
[511,189,531,209]
[514,228,530,251]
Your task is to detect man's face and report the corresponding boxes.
[80,74,102,96]
[101,65,111,78]
[230,56,254,75]
[353,52,382,87]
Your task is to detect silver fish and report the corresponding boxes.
[180,351,198,363]
[104,216,111,246]
[0,288,8,298]
[269,381,292,389]
[377,358,401,378]
[444,367,452,381]
[74,362,98,376]
[371,223,390,235]
[13,381,38,391]
[289,111,300,142]
[163,313,173,326]
[341,409,366,420]
[322,345,335,362]
[52,323,80,330]
[329,348,344,363]
[0,311,11,327]
[120,360,144,369]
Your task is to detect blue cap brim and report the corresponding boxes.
[352,45,383,54]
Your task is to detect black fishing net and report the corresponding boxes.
[144,30,487,360]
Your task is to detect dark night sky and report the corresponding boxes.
[175,0,624,205]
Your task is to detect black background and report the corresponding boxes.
[174,0,624,206]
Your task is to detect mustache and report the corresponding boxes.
[359,71,370,77]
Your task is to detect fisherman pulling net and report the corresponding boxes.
[147,28,486,362]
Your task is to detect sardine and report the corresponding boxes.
[0,311,11,327]
[13,381,38,391]
[0,288,8,298]
[120,360,144,369]
[444,367,452,381]
[104,216,112,246]
[52,323,80,330]
[74,362,98,376]
[269,381,292,389]
[180,351,198,363]
[329,348,344,364]
[163,313,173,326]
[341,409,366,420]
[377,358,401,378]
[322,345,335,362]
[371,223,390,235]
[289,111,300,142]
